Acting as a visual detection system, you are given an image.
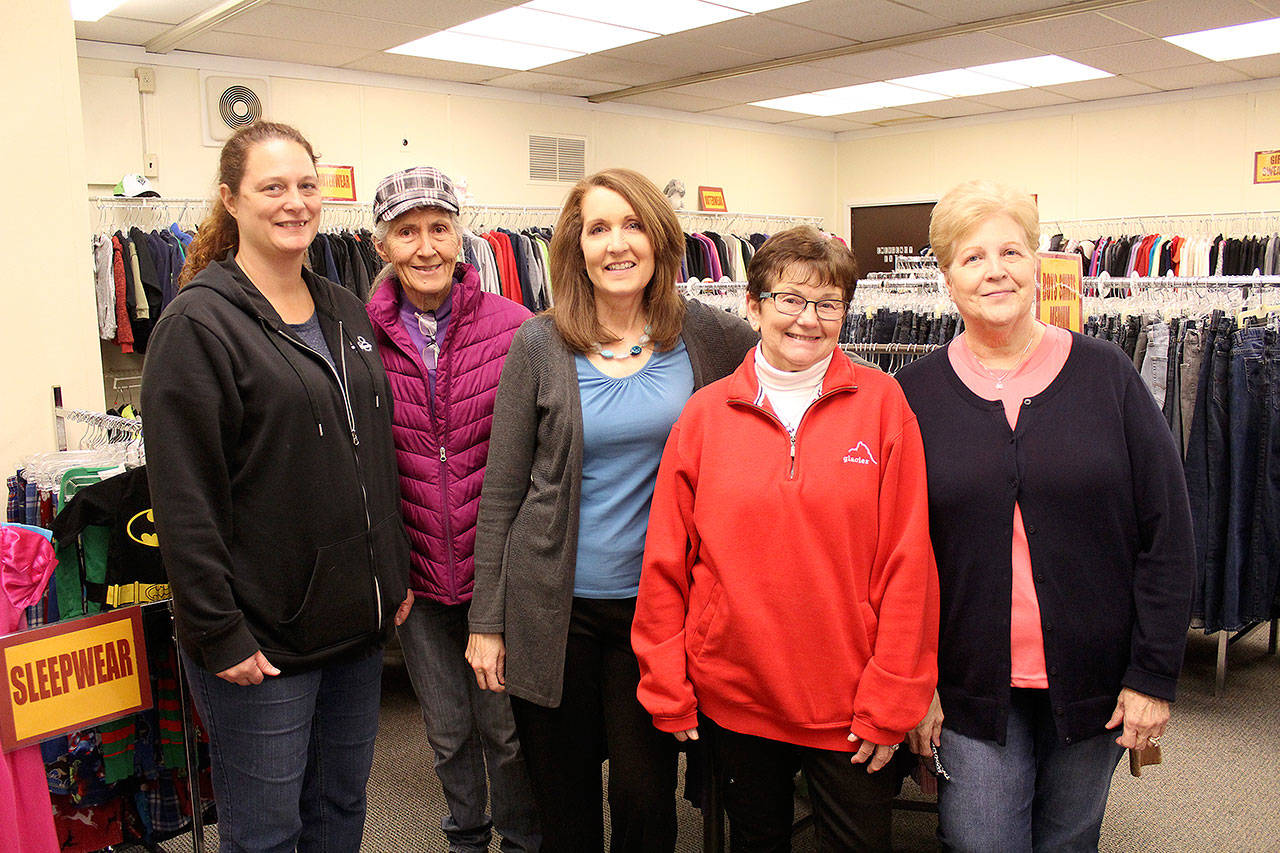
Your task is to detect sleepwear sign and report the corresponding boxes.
[0,608,152,751]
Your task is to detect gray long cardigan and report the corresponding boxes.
[470,301,759,707]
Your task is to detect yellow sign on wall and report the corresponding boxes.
[1255,150,1280,184]
[0,608,151,752]
[698,186,727,212]
[1036,252,1083,333]
[318,164,357,201]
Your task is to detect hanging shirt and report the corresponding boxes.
[573,341,694,598]
[948,323,1073,688]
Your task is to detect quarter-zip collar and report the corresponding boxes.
[726,344,859,407]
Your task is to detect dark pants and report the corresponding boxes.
[509,597,678,853]
[701,716,896,852]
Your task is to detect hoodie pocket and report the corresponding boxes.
[688,581,725,658]
[369,511,411,614]
[280,531,377,653]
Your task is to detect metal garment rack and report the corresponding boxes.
[1046,209,1280,240]
[50,387,208,852]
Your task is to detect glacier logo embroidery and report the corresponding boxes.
[843,442,878,466]
[355,335,373,352]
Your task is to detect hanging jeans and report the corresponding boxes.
[1139,320,1170,407]
[1184,313,1234,630]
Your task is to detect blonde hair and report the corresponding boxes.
[929,179,1039,270]
[548,168,685,354]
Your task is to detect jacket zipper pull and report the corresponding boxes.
[788,432,797,479]
[351,428,360,446]
[439,447,446,462]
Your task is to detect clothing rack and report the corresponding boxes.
[1047,210,1280,240]
[47,389,208,851]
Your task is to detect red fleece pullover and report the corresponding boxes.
[633,349,939,750]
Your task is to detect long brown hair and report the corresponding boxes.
[548,168,685,354]
[178,121,319,287]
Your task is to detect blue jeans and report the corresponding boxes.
[936,688,1124,853]
[182,648,383,853]
[397,599,539,852]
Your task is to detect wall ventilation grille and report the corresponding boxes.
[529,134,586,182]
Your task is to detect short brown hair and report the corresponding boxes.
[548,168,685,354]
[179,121,319,287]
[746,225,858,302]
[929,179,1039,270]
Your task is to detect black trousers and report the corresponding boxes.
[702,716,896,852]
[509,597,678,853]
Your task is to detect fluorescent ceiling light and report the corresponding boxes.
[713,0,806,11]
[892,68,1027,98]
[387,31,582,71]
[455,7,656,53]
[752,93,850,116]
[70,0,125,21]
[1164,17,1280,61]
[971,55,1110,87]
[524,0,745,35]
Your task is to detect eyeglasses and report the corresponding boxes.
[416,312,440,370]
[758,291,848,321]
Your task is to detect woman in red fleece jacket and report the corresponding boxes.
[633,226,940,851]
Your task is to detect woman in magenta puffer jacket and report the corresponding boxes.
[365,166,539,853]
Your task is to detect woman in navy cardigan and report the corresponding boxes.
[897,179,1195,852]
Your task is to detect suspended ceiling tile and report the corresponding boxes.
[181,30,371,67]
[891,0,1069,24]
[682,15,856,60]
[700,103,811,123]
[273,0,516,28]
[339,51,508,83]
[1126,62,1253,91]
[1251,0,1280,12]
[536,55,676,87]
[596,34,765,76]
[968,87,1077,109]
[784,116,872,131]
[808,47,950,79]
[1099,0,1274,38]
[742,64,873,93]
[993,11,1151,53]
[1064,38,1209,75]
[1041,75,1160,100]
[829,106,928,123]
[1224,53,1280,79]
[483,71,616,97]
[107,0,222,25]
[614,91,738,113]
[215,4,432,51]
[666,76,797,103]
[896,31,1043,67]
[74,17,169,45]
[761,0,952,42]
[906,97,1004,118]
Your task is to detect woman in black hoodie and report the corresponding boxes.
[142,121,410,852]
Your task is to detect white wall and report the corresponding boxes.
[3,2,102,466]
[836,80,1280,233]
[77,51,838,226]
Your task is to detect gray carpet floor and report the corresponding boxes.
[153,625,1278,851]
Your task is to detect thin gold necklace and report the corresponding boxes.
[971,328,1037,390]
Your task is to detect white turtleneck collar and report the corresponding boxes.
[753,345,833,434]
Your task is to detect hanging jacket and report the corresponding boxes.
[142,252,409,675]
[366,262,531,605]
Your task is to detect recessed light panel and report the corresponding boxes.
[713,0,807,11]
[454,7,656,53]
[970,55,1110,87]
[1165,17,1280,61]
[387,31,582,71]
[892,69,1026,98]
[71,0,126,21]
[524,0,745,35]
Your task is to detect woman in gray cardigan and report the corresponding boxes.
[466,168,756,852]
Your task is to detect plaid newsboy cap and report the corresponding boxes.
[373,166,460,222]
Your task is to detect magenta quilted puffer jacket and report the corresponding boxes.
[366,262,531,604]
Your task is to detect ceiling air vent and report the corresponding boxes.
[529,134,586,182]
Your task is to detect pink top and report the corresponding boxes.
[948,323,1073,688]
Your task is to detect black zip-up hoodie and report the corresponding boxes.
[142,253,409,674]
